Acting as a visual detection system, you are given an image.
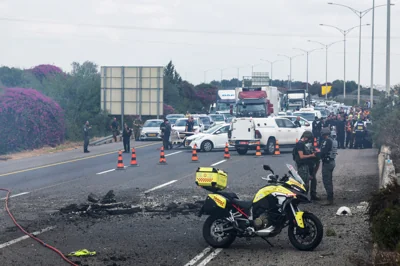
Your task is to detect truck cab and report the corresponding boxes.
[235,87,273,118]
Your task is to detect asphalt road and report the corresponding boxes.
[0,140,378,266]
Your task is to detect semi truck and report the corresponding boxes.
[283,89,307,111]
[210,89,236,115]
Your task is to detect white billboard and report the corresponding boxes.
[100,66,164,117]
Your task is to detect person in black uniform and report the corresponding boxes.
[294,116,302,128]
[335,115,346,149]
[320,127,337,205]
[160,118,172,150]
[186,116,195,132]
[312,117,320,139]
[122,123,132,153]
[353,118,366,149]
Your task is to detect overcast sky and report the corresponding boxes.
[0,0,399,87]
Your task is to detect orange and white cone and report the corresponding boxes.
[224,143,230,159]
[191,144,199,162]
[273,140,281,156]
[158,146,167,165]
[116,150,125,170]
[130,147,138,167]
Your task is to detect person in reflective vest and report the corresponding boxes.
[353,118,365,149]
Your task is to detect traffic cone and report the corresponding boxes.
[255,144,262,157]
[130,147,138,167]
[224,143,230,159]
[273,140,281,156]
[314,137,318,147]
[191,144,199,163]
[158,146,167,165]
[116,150,125,170]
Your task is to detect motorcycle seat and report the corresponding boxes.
[232,199,252,211]
[218,191,238,200]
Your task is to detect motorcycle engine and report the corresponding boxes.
[254,213,269,230]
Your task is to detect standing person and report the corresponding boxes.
[132,117,142,141]
[345,115,354,148]
[292,131,316,192]
[312,117,320,138]
[320,127,337,206]
[185,111,191,118]
[353,117,366,149]
[335,115,345,149]
[294,116,301,128]
[160,118,172,150]
[83,121,92,153]
[185,116,195,132]
[110,117,119,142]
[122,123,132,153]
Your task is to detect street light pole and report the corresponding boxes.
[277,54,303,90]
[293,48,323,105]
[370,0,375,107]
[308,40,343,100]
[328,2,391,105]
[260,59,282,82]
[320,23,370,100]
[386,0,391,96]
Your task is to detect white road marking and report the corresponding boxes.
[197,248,223,266]
[96,166,128,175]
[211,160,226,167]
[1,192,30,200]
[183,247,212,266]
[144,180,178,193]
[0,226,55,249]
[165,151,183,157]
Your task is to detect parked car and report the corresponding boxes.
[166,114,185,119]
[139,119,163,141]
[172,118,204,133]
[185,123,230,152]
[192,115,214,130]
[209,114,226,125]
[281,116,312,132]
[293,111,316,122]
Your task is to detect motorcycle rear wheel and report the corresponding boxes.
[288,212,323,251]
[203,215,236,248]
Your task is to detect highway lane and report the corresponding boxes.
[0,148,377,266]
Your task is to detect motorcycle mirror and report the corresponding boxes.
[263,165,274,174]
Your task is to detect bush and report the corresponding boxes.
[367,179,400,250]
[0,88,65,154]
[163,104,175,115]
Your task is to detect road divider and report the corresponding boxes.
[144,180,177,194]
[0,192,30,200]
[0,226,55,249]
[183,247,212,266]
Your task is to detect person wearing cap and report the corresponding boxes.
[292,131,317,195]
[320,127,338,205]
[160,118,172,150]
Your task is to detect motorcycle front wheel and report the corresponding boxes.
[202,215,236,248]
[288,212,323,251]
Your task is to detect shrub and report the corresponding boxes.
[367,179,400,250]
[0,88,65,154]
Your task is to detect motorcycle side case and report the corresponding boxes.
[198,194,229,217]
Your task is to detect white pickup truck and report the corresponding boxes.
[228,117,306,155]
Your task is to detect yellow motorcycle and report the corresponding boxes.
[196,164,323,251]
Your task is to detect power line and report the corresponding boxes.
[0,16,398,40]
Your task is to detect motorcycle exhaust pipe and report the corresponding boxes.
[254,226,275,237]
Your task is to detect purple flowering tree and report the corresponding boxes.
[0,88,65,154]
[30,64,63,82]
[163,104,175,115]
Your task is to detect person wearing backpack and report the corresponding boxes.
[292,131,317,194]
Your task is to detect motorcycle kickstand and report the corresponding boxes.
[261,237,274,247]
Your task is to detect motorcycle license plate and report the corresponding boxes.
[148,134,156,137]
[239,141,248,145]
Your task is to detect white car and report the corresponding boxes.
[185,123,230,152]
[139,119,163,141]
[209,114,226,125]
[293,111,317,122]
[281,116,312,132]
[172,118,204,133]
